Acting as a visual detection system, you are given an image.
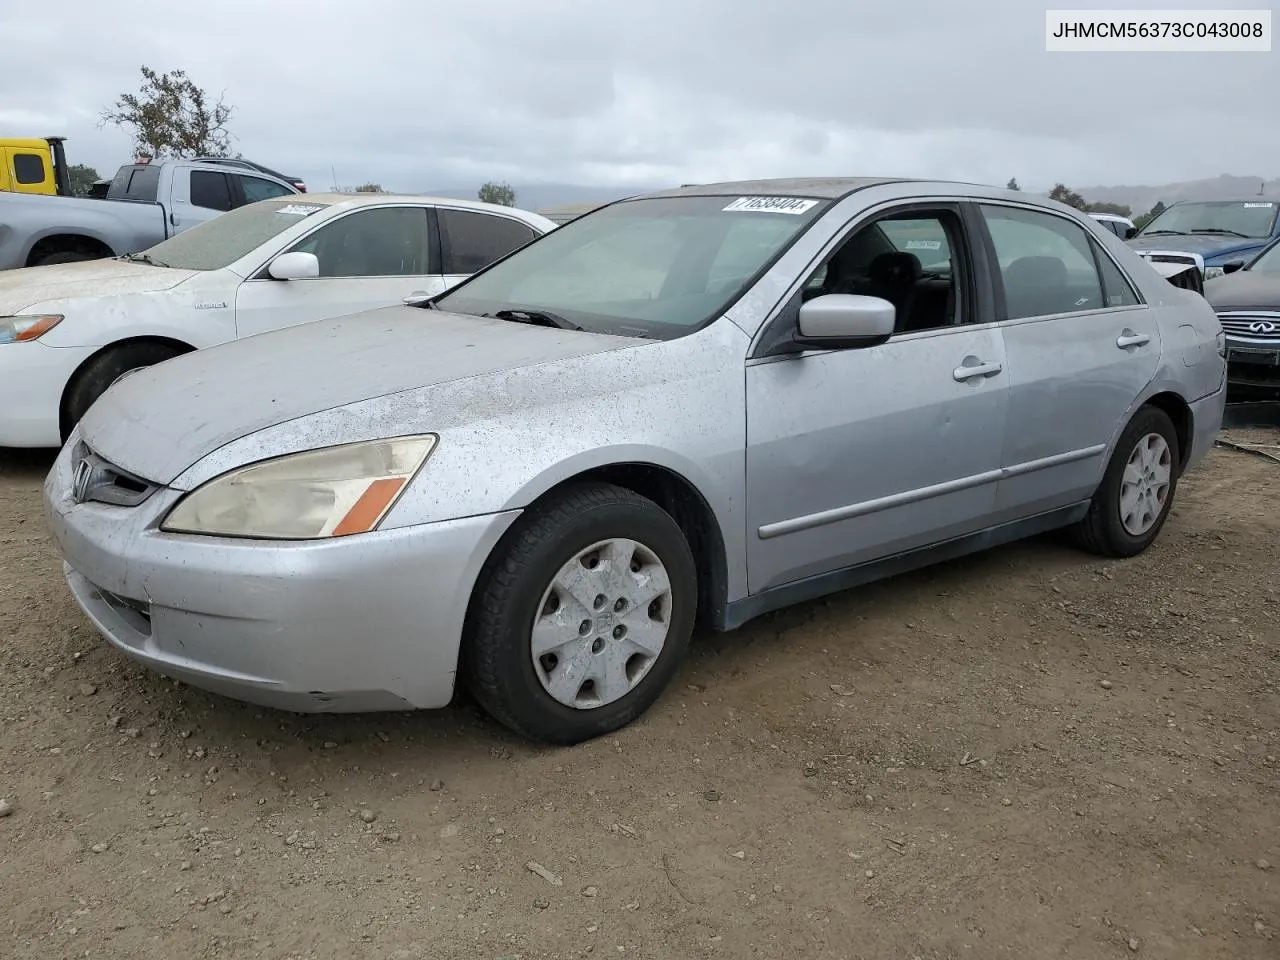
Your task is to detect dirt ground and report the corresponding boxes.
[0,434,1277,960]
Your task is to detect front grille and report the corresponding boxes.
[70,441,159,507]
[1218,311,1280,343]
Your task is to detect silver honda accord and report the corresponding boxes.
[43,177,1227,745]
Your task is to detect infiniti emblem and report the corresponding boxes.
[1248,320,1278,334]
[72,458,93,503]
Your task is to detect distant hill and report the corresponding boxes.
[1067,174,1279,215]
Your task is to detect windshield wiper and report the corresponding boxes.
[121,252,169,267]
[1192,228,1250,238]
[488,308,583,331]
[1140,229,1187,236]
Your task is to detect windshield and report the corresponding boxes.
[1138,200,1278,239]
[1249,238,1280,277]
[137,199,332,270]
[431,194,830,338]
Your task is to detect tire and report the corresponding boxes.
[61,343,183,439]
[34,251,95,267]
[1068,405,1181,558]
[462,481,698,745]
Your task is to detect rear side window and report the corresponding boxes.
[438,209,538,274]
[979,205,1105,320]
[108,164,161,200]
[234,174,293,204]
[190,171,233,211]
[13,153,46,185]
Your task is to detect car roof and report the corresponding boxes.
[1168,197,1275,204]
[288,192,558,225]
[640,177,916,200]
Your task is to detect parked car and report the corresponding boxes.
[1127,197,1280,280]
[192,157,307,193]
[0,157,300,269]
[43,177,1226,745]
[0,193,555,446]
[1202,233,1280,395]
[1089,211,1135,238]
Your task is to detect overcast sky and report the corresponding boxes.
[2,0,1276,197]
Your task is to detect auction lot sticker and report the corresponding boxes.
[723,197,819,215]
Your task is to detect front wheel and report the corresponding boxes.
[61,343,183,440]
[462,481,697,745]
[1068,405,1180,558]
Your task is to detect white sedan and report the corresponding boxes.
[0,193,556,447]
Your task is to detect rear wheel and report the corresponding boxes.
[1068,405,1180,558]
[61,343,183,440]
[462,481,697,745]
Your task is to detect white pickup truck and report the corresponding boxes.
[0,158,299,270]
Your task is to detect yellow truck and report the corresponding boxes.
[0,136,73,196]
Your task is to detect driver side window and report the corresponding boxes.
[287,208,431,278]
[802,208,968,334]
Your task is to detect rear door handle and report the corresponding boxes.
[953,359,1003,381]
[1117,331,1150,348]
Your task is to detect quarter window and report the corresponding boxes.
[438,209,538,274]
[288,207,430,277]
[1091,241,1142,307]
[190,171,233,212]
[13,153,46,185]
[979,205,1105,320]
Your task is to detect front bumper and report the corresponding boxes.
[0,341,93,447]
[1224,340,1280,391]
[43,441,520,712]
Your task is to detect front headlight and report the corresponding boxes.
[0,314,63,344]
[161,435,438,539]
[1203,266,1225,281]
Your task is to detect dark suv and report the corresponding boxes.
[191,157,306,192]
[1203,234,1280,395]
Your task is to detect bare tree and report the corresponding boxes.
[100,66,235,159]
[354,183,384,192]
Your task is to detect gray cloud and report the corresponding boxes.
[1,0,1276,201]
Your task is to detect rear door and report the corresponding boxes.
[436,207,542,288]
[233,205,443,338]
[975,202,1161,523]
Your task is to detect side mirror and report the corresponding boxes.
[795,294,896,349]
[267,251,319,280]
[1222,259,1246,274]
[1123,226,1138,240]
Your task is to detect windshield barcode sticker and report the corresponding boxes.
[1244,202,1274,207]
[276,204,325,216]
[904,240,942,250]
[723,197,818,215]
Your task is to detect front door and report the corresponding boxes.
[744,203,1010,594]
[975,203,1162,522]
[234,206,445,339]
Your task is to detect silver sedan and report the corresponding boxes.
[43,177,1227,745]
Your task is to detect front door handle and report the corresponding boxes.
[1117,330,1151,348]
[953,359,1003,381]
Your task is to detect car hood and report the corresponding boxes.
[0,258,198,314]
[1203,272,1280,311]
[78,305,645,485]
[1126,233,1264,261]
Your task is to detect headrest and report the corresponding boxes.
[1004,255,1067,287]
[868,251,923,286]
